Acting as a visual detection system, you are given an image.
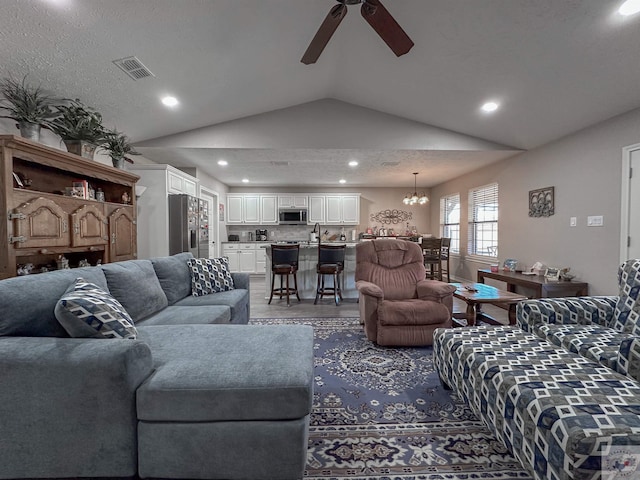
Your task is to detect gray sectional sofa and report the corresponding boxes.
[0,252,314,479]
[434,259,640,480]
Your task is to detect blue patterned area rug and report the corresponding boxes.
[250,317,532,480]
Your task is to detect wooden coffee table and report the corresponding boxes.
[451,282,528,327]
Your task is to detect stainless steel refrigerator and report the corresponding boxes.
[168,194,210,258]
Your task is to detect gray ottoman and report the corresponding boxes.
[136,324,314,479]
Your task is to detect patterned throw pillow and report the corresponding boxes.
[187,257,235,296]
[54,278,138,339]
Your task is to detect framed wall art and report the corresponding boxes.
[529,186,554,217]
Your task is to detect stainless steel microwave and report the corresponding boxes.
[279,208,308,225]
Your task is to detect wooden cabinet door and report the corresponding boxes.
[71,204,108,247]
[308,195,325,224]
[260,195,278,224]
[341,195,360,224]
[12,196,69,248]
[226,195,244,224]
[109,207,137,262]
[325,196,343,224]
[243,196,260,224]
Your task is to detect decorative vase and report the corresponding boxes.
[63,140,97,160]
[111,156,126,169]
[17,122,41,142]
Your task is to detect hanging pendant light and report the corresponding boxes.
[403,172,429,205]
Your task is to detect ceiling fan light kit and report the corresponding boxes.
[301,0,414,65]
[403,172,428,205]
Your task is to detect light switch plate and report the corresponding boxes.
[570,217,577,227]
[587,215,604,226]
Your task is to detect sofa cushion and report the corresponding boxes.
[136,324,314,422]
[0,267,108,338]
[151,252,193,305]
[537,323,630,370]
[135,305,231,326]
[378,299,450,326]
[611,259,640,334]
[187,257,234,296]
[101,260,168,323]
[173,289,249,324]
[55,278,137,339]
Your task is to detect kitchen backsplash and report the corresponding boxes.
[227,225,356,242]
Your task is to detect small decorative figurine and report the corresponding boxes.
[96,188,105,202]
[78,259,90,268]
[56,255,70,270]
[121,191,131,204]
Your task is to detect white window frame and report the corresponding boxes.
[468,183,498,258]
[440,193,460,254]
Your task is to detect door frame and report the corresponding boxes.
[620,142,640,263]
[199,186,220,258]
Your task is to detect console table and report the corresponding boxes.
[477,269,588,298]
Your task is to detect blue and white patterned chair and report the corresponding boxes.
[434,259,640,480]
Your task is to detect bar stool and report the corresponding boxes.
[268,244,300,307]
[314,244,346,305]
[440,237,451,282]
[422,237,443,280]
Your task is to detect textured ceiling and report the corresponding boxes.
[1,0,639,187]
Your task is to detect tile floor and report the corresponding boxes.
[249,275,510,324]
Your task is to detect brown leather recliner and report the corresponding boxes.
[355,239,456,346]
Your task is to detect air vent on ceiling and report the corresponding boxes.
[112,56,155,80]
[381,161,400,167]
[270,161,290,166]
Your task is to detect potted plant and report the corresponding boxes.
[0,75,59,142]
[45,99,106,159]
[101,129,141,168]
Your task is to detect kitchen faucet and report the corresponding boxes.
[313,223,321,244]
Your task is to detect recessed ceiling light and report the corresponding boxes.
[619,0,640,16]
[161,96,179,107]
[348,160,358,167]
[217,160,228,166]
[481,101,499,113]
[241,178,249,183]
[339,179,346,184]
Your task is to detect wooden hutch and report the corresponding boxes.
[0,135,139,280]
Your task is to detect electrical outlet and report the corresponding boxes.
[570,217,577,227]
[587,215,604,227]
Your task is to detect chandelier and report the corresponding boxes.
[402,172,429,205]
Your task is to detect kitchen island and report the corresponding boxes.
[265,243,358,300]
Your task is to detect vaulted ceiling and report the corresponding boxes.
[1,0,639,187]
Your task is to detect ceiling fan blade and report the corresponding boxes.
[361,0,414,57]
[301,3,347,65]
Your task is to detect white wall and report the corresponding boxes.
[430,107,640,295]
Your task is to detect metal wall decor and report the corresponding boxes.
[529,186,554,217]
[370,209,412,224]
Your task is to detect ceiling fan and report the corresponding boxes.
[301,0,414,65]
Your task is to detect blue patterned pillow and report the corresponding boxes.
[54,278,137,339]
[187,257,235,296]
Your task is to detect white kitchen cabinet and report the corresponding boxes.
[222,244,240,272]
[341,195,360,224]
[260,195,279,225]
[239,243,257,273]
[325,194,360,225]
[167,169,199,195]
[226,194,260,224]
[127,164,200,259]
[278,195,308,208]
[308,195,326,224]
[223,243,267,273]
[255,244,268,273]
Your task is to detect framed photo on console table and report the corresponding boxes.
[544,267,560,281]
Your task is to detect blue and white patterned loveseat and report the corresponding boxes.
[434,259,640,480]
